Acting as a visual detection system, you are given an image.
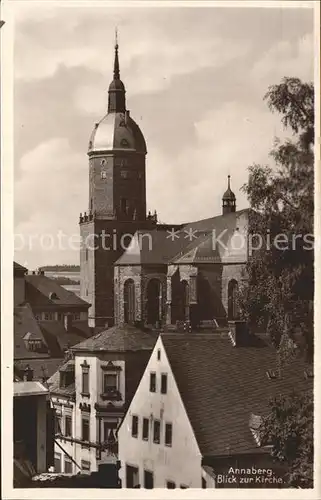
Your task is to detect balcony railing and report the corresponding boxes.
[100,389,122,401]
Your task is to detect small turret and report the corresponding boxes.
[222,175,236,215]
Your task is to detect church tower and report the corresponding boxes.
[222,175,236,215]
[80,36,155,328]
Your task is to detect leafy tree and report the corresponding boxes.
[239,77,314,360]
[260,391,313,488]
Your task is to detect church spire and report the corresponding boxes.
[108,29,126,113]
[222,175,236,215]
[113,28,120,80]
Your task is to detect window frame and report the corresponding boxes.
[142,417,149,441]
[165,422,172,447]
[81,417,90,442]
[132,415,139,438]
[149,372,156,393]
[153,419,161,444]
[160,373,167,394]
[64,415,72,437]
[103,372,118,393]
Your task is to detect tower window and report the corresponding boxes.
[101,171,107,179]
[120,198,129,214]
[100,159,106,166]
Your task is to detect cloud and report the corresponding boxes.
[14,138,87,268]
[251,33,314,84]
[146,99,290,224]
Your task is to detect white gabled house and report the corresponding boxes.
[118,334,211,489]
[118,329,313,489]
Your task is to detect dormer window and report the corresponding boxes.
[49,292,59,301]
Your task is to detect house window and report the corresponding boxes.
[101,171,107,179]
[161,373,167,394]
[55,415,62,435]
[57,313,63,322]
[157,349,161,360]
[132,415,138,438]
[142,418,149,441]
[65,415,72,437]
[103,373,118,392]
[144,470,154,489]
[150,372,156,392]
[73,312,80,320]
[202,477,207,488]
[153,420,160,444]
[44,312,53,321]
[81,363,89,395]
[166,481,176,489]
[121,170,129,179]
[104,421,118,442]
[126,465,139,488]
[64,459,72,474]
[165,423,172,447]
[81,418,90,442]
[81,460,90,471]
[54,452,61,473]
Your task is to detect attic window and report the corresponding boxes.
[49,292,58,300]
[266,369,277,380]
[304,369,313,379]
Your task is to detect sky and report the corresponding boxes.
[13,2,315,269]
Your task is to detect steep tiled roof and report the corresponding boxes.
[14,358,64,381]
[72,324,157,353]
[39,321,92,353]
[25,274,89,308]
[161,333,312,457]
[115,209,250,266]
[14,261,28,275]
[115,228,187,266]
[47,359,75,398]
[14,304,50,359]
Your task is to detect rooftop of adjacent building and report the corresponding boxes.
[151,330,313,458]
[115,207,249,266]
[71,323,158,353]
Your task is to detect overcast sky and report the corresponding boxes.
[13,3,314,269]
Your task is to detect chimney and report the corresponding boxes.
[64,314,73,332]
[23,365,34,381]
[228,320,248,347]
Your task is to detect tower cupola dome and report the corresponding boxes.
[222,175,236,215]
[88,33,146,155]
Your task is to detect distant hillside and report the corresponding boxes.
[39,265,80,272]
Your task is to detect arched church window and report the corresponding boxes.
[146,279,162,326]
[228,279,239,320]
[124,279,135,324]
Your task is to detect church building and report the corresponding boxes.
[80,40,249,329]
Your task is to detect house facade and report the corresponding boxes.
[48,324,157,474]
[118,329,313,488]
